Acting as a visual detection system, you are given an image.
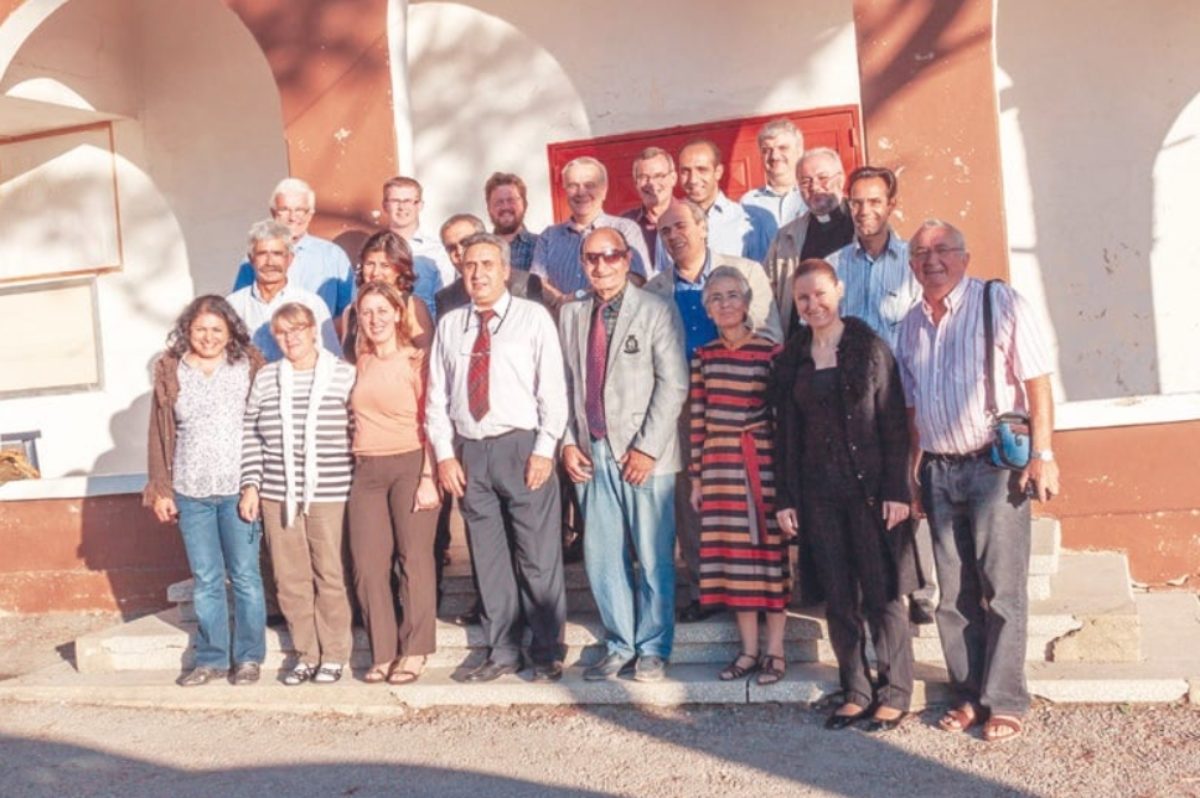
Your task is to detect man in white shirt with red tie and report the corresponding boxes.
[426,232,568,683]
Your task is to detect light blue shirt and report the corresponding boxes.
[705,192,776,264]
[531,213,650,295]
[740,185,807,229]
[225,280,342,362]
[405,228,449,323]
[233,234,355,318]
[829,229,920,351]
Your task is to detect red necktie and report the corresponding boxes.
[585,301,609,439]
[468,309,495,421]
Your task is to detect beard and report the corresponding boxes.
[492,216,521,235]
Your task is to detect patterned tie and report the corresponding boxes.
[585,301,609,439]
[468,309,495,421]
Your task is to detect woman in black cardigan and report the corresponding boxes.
[773,258,923,733]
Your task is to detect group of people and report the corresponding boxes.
[142,117,1061,744]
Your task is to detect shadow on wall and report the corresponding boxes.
[75,387,189,618]
[997,1,1200,402]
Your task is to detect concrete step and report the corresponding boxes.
[76,549,1127,675]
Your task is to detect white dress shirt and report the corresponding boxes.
[425,291,567,461]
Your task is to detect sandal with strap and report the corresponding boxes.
[282,663,316,686]
[718,652,760,681]
[311,663,344,684]
[363,663,390,684]
[387,656,426,685]
[756,654,787,686]
[937,704,978,733]
[983,714,1023,743]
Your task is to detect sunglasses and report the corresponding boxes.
[582,249,628,266]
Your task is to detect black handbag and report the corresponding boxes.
[984,279,1031,471]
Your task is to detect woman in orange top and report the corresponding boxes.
[347,280,441,683]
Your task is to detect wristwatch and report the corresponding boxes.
[1031,449,1055,462]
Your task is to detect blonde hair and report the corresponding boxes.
[354,281,413,358]
[269,302,316,332]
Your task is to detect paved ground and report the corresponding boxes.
[1,614,1198,798]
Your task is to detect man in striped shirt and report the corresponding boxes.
[896,219,1060,744]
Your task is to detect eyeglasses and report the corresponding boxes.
[582,249,628,266]
[272,323,312,340]
[635,171,674,183]
[273,207,311,218]
[910,245,964,260]
[384,197,420,207]
[444,242,467,255]
[799,172,843,190]
[705,290,745,306]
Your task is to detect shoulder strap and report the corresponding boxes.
[983,279,1003,417]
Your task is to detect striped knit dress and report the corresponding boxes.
[689,336,789,611]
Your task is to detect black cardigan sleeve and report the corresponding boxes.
[873,339,911,504]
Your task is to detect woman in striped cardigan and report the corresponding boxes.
[238,302,357,685]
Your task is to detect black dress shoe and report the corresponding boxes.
[863,713,908,733]
[824,707,871,730]
[909,598,936,625]
[678,600,718,623]
[454,602,483,627]
[463,660,521,682]
[531,661,563,682]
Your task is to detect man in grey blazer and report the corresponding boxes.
[645,200,783,622]
[559,227,689,683]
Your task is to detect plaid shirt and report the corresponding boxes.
[508,228,538,271]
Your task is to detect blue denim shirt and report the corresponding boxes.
[672,254,717,359]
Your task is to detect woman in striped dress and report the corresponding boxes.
[238,302,357,685]
[688,266,792,685]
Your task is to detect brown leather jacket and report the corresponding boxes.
[142,348,266,506]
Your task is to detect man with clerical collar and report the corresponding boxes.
[764,146,857,335]
[621,147,677,273]
[678,139,776,264]
[484,172,539,271]
[740,118,807,227]
[531,156,650,306]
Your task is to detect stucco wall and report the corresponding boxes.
[0,0,286,478]
[402,0,862,232]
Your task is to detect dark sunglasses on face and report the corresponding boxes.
[582,249,628,266]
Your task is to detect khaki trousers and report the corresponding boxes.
[262,499,353,665]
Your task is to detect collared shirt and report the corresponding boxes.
[226,280,342,362]
[593,287,625,338]
[706,191,776,264]
[232,234,355,318]
[671,253,717,359]
[530,212,651,295]
[830,230,921,351]
[507,228,539,271]
[425,291,567,461]
[620,206,671,273]
[740,185,807,228]
[896,277,1054,455]
[407,228,451,322]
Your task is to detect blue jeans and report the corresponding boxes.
[919,455,1031,715]
[577,439,676,660]
[175,493,267,668]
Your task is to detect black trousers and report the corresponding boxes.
[803,494,914,711]
[460,430,565,666]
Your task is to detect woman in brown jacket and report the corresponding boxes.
[143,295,267,687]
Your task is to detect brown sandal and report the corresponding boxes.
[718,652,759,681]
[937,704,978,733]
[756,654,787,686]
[387,655,426,685]
[363,664,390,684]
[983,715,1023,743]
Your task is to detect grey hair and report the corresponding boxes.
[440,213,486,238]
[562,156,608,186]
[675,198,708,226]
[631,146,675,178]
[914,218,966,249]
[247,218,295,255]
[702,265,753,308]
[757,118,802,149]
[799,146,843,172]
[460,232,511,267]
[271,177,315,209]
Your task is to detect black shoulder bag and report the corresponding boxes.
[984,279,1031,471]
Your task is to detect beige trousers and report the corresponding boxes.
[261,499,353,665]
